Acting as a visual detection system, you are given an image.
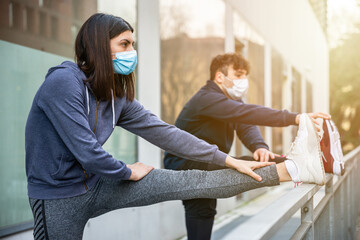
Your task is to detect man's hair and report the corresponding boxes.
[210,53,250,80]
[75,13,135,101]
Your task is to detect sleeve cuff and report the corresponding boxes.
[252,143,269,152]
[122,167,132,180]
[213,150,227,166]
[284,111,298,125]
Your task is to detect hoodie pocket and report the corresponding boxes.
[51,154,83,186]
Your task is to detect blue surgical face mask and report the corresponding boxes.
[112,50,137,75]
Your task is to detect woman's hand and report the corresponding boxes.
[225,156,275,182]
[127,162,154,181]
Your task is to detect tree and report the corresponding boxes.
[329,25,360,153]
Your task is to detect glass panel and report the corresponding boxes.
[247,41,265,106]
[306,80,313,112]
[0,40,69,229]
[291,68,302,113]
[271,49,284,154]
[233,13,265,108]
[291,68,302,138]
[0,0,137,232]
[233,12,265,155]
[233,13,265,48]
[160,0,225,124]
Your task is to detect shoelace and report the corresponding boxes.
[321,151,327,162]
[287,121,307,156]
[294,182,302,188]
[287,141,297,157]
[310,121,324,167]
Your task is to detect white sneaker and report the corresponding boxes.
[286,114,326,185]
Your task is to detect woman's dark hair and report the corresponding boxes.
[210,53,250,80]
[75,13,135,101]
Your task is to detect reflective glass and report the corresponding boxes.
[160,0,225,124]
[233,12,265,155]
[0,40,69,229]
[271,49,284,154]
[306,80,313,112]
[291,68,302,138]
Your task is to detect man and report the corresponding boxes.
[163,53,328,240]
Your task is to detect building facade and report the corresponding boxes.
[0,0,328,239]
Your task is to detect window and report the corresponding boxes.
[160,0,225,124]
[306,80,313,112]
[271,49,284,153]
[291,68,302,138]
[233,12,266,156]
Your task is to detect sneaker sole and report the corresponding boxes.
[325,120,345,176]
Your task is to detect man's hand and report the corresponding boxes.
[127,162,154,181]
[253,148,275,162]
[225,156,275,181]
[295,112,331,125]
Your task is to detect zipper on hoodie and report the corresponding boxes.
[78,162,89,192]
[82,168,88,192]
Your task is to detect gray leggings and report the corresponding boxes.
[29,166,279,240]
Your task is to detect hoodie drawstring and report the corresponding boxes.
[111,89,115,129]
[85,86,90,115]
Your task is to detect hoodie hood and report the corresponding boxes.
[48,61,116,128]
[46,61,85,79]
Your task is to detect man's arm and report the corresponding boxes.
[235,123,276,162]
[235,123,268,152]
[198,93,297,127]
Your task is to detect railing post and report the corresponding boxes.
[346,165,359,239]
[326,176,334,240]
[301,197,314,240]
[340,175,346,238]
[346,169,352,239]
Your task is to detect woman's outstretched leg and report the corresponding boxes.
[94,164,280,213]
[28,162,291,240]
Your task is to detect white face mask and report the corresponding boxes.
[222,75,249,100]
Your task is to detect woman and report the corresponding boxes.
[25,13,326,240]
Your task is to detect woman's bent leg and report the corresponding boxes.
[30,197,90,240]
[96,165,279,211]
[29,180,103,240]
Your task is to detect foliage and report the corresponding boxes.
[329,26,360,153]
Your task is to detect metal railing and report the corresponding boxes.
[222,146,360,240]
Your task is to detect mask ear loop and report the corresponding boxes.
[222,73,232,85]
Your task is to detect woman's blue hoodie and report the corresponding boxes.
[25,61,227,200]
